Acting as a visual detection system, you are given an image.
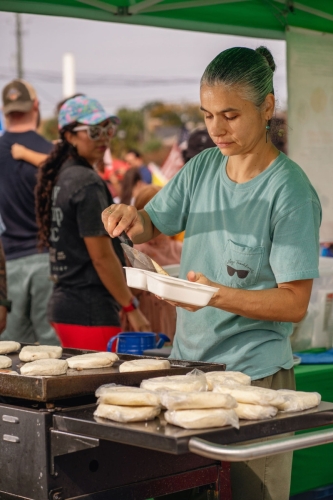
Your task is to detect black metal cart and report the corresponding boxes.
[1,348,333,500]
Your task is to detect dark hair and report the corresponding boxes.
[120,167,142,205]
[35,124,91,250]
[201,46,276,108]
[126,149,142,159]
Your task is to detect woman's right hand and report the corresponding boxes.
[126,308,152,332]
[101,204,145,240]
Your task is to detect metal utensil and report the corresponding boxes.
[121,243,158,272]
[119,231,157,272]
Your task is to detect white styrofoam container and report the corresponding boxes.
[146,273,219,307]
[124,267,148,290]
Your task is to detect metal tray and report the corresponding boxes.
[0,347,226,402]
[52,401,333,454]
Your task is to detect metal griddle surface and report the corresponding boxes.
[0,347,226,402]
[53,401,333,455]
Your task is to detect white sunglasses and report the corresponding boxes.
[73,123,116,140]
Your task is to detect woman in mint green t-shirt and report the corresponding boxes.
[102,46,321,500]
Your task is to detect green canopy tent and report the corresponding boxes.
[0,0,332,40]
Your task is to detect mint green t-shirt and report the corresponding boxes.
[145,148,321,380]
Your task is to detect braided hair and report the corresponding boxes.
[35,123,91,250]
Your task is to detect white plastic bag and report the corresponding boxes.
[96,384,160,406]
[141,369,207,393]
[277,389,321,412]
[235,402,278,420]
[213,384,286,407]
[165,408,239,429]
[205,371,251,390]
[94,404,161,422]
[160,390,237,410]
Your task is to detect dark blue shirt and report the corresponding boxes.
[0,131,52,260]
[139,165,152,184]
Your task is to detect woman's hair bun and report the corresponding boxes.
[255,46,276,73]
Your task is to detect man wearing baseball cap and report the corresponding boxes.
[0,79,59,345]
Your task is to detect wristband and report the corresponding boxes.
[122,296,139,313]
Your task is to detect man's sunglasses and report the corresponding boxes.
[73,123,116,141]
[227,265,249,279]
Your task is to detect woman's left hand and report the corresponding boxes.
[157,270,220,312]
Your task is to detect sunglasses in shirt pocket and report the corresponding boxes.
[219,239,264,288]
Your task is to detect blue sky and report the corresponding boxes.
[0,12,287,118]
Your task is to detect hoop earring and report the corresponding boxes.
[265,123,270,143]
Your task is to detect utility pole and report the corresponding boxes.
[15,13,24,79]
[62,53,76,98]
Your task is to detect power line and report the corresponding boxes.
[15,14,24,79]
[0,67,199,87]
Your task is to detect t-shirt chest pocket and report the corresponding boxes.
[219,240,264,288]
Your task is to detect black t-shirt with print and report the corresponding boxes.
[48,158,125,326]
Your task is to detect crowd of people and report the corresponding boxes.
[0,81,195,349]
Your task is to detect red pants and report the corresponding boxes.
[52,323,121,352]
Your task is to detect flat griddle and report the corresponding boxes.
[52,401,333,454]
[0,347,226,402]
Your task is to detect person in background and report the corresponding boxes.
[120,167,147,205]
[0,216,10,334]
[182,126,216,163]
[11,93,87,166]
[125,149,152,184]
[320,243,333,257]
[35,95,150,350]
[0,79,59,345]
